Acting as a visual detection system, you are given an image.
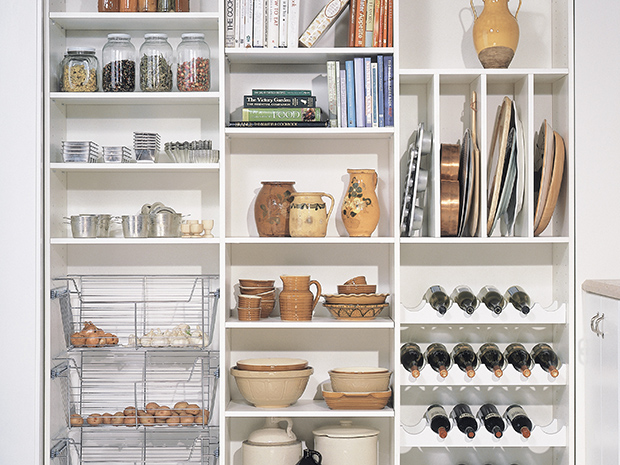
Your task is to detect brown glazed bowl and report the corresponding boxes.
[239,279,275,288]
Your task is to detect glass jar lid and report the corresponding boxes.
[107,33,131,40]
[181,33,205,40]
[66,47,96,54]
[144,33,168,40]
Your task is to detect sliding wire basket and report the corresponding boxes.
[53,275,219,351]
[52,351,219,431]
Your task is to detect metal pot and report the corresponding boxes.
[67,214,98,238]
[312,421,379,465]
[148,212,182,237]
[242,418,303,465]
[122,214,150,238]
[96,214,112,237]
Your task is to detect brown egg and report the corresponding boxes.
[111,412,125,425]
[145,402,159,415]
[123,406,136,417]
[140,415,155,426]
[186,404,200,416]
[137,409,147,417]
[124,416,137,427]
[87,414,102,426]
[194,410,209,425]
[155,406,172,419]
[173,401,189,415]
[166,413,180,425]
[101,413,113,425]
[70,332,86,347]
[70,414,84,427]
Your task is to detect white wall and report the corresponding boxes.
[0,1,43,464]
[574,1,620,464]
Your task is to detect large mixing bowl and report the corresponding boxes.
[230,367,313,408]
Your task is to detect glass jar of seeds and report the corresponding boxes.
[102,34,136,92]
[59,47,99,92]
[176,33,211,92]
[139,33,174,92]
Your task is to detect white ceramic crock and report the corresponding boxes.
[242,417,303,465]
[312,420,379,465]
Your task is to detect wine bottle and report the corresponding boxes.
[424,285,452,315]
[450,403,478,438]
[505,285,531,315]
[400,342,425,378]
[478,342,506,378]
[451,343,479,378]
[504,342,533,377]
[478,285,506,314]
[504,404,533,438]
[531,342,560,378]
[451,285,478,315]
[477,403,505,438]
[425,404,451,438]
[425,342,452,378]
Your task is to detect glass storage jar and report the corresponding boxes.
[102,34,136,92]
[157,0,175,12]
[139,33,174,92]
[175,0,189,11]
[59,48,99,92]
[176,33,211,92]
[119,0,138,11]
[98,0,120,11]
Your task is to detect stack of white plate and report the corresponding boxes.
[102,146,134,163]
[133,132,161,162]
[61,141,100,163]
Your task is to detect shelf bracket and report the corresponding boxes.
[50,287,69,300]
[51,361,69,380]
[50,439,67,459]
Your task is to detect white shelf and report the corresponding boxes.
[226,399,394,417]
[400,302,567,325]
[50,162,219,172]
[226,47,395,65]
[225,316,394,329]
[225,127,394,139]
[50,92,221,105]
[49,12,219,31]
[400,364,568,387]
[50,237,219,245]
[400,419,567,448]
[400,236,571,244]
[225,237,395,245]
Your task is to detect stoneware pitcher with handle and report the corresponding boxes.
[289,192,335,237]
[470,0,521,69]
[279,275,322,321]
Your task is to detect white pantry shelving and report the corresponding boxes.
[44,1,574,465]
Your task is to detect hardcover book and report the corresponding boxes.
[229,120,329,127]
[355,0,367,46]
[267,0,280,48]
[254,0,265,47]
[354,57,365,127]
[225,0,236,47]
[279,0,288,47]
[377,55,385,126]
[339,67,347,127]
[242,107,322,121]
[327,60,338,127]
[364,56,372,127]
[345,60,356,127]
[244,95,317,107]
[299,0,350,48]
[252,89,312,96]
[287,0,300,48]
[384,55,393,126]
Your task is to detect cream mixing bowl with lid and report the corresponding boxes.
[242,417,303,465]
[312,421,379,465]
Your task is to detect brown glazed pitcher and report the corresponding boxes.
[254,181,297,237]
[279,275,322,321]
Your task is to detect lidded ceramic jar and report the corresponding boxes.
[242,417,303,465]
[312,421,379,465]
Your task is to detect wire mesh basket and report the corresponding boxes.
[53,275,219,351]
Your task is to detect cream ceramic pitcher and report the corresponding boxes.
[289,192,335,237]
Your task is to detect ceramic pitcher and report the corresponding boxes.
[279,275,322,321]
[341,169,380,237]
[289,192,335,237]
[470,0,521,69]
[254,181,297,237]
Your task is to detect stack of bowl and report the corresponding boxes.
[238,279,276,318]
[323,367,392,410]
[322,276,389,320]
[230,358,313,408]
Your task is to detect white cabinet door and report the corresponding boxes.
[600,296,619,465]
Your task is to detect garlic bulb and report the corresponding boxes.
[128,334,137,346]
[170,336,188,347]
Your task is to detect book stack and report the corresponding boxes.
[226,0,301,48]
[326,55,393,128]
[229,89,328,127]
[348,0,393,47]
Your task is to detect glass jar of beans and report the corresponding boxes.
[59,48,99,92]
[102,34,136,92]
[176,33,211,92]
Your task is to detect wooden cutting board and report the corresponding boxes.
[535,130,566,236]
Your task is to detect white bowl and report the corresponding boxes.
[230,367,313,408]
[328,368,391,393]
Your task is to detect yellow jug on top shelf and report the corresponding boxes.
[470,0,522,69]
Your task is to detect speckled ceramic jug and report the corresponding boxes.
[470,0,521,69]
[341,169,380,237]
[289,192,335,237]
